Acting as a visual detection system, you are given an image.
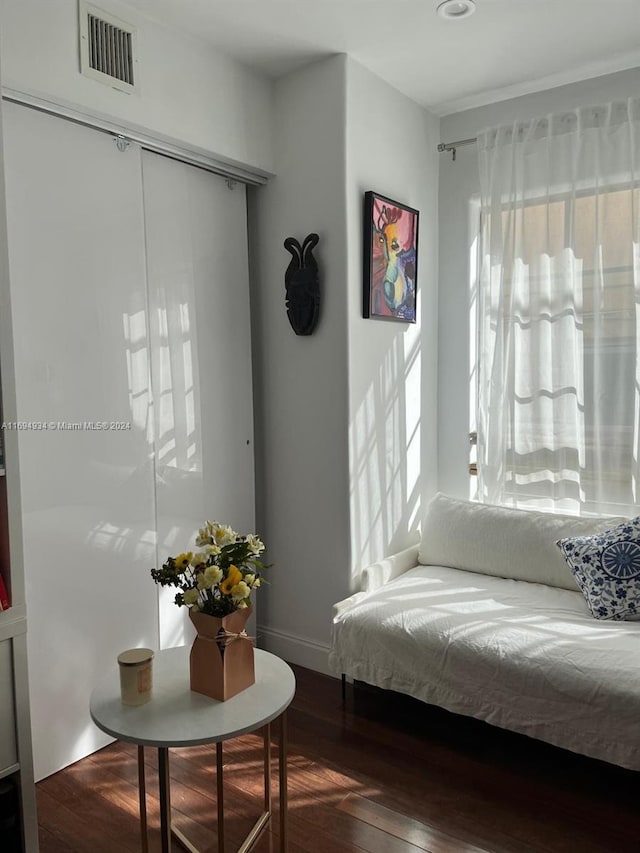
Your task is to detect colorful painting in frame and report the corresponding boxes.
[363,191,419,322]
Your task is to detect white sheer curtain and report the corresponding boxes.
[477,98,640,516]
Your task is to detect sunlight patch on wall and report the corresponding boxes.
[154,300,200,471]
[349,331,422,579]
[123,309,151,436]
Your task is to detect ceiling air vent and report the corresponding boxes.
[79,1,137,93]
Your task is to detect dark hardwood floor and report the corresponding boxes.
[36,664,640,852]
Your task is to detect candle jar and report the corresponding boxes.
[117,648,154,706]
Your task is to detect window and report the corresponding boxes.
[475,105,640,517]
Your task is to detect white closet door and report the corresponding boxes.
[2,102,157,780]
[141,151,255,649]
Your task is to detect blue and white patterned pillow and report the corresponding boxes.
[556,517,640,620]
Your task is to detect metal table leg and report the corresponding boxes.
[217,741,225,853]
[158,747,172,853]
[263,724,272,813]
[279,712,288,851]
[138,746,149,853]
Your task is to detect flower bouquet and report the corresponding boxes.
[151,521,266,700]
[151,521,265,616]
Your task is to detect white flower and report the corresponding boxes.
[244,573,261,588]
[204,544,222,556]
[236,599,248,609]
[195,525,212,547]
[231,581,251,602]
[246,534,265,555]
[191,552,208,568]
[211,523,236,547]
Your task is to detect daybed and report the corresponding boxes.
[329,493,640,771]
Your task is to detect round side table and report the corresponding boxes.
[90,645,296,853]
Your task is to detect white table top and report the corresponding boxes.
[90,646,296,748]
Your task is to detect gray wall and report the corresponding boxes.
[250,55,441,672]
[437,66,640,501]
[249,56,351,672]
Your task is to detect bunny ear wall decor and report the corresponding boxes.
[283,233,320,335]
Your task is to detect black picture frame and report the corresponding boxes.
[363,191,419,323]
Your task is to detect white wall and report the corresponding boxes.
[345,58,440,574]
[0,0,273,174]
[438,66,640,501]
[250,55,440,673]
[249,55,351,673]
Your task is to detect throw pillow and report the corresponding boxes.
[556,517,640,620]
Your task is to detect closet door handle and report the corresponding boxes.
[469,432,478,475]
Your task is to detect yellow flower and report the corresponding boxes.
[204,565,223,586]
[198,565,223,590]
[174,552,193,571]
[191,552,208,568]
[231,581,251,602]
[220,565,242,595]
[183,588,199,606]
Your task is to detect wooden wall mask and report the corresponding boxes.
[284,233,320,335]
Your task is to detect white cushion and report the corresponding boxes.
[418,493,626,591]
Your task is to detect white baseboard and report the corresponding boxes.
[257,625,335,677]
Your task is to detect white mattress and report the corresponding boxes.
[329,565,640,770]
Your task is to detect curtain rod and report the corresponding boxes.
[437,137,477,161]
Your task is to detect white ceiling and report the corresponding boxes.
[121,0,640,115]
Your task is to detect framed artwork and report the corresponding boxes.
[363,191,419,322]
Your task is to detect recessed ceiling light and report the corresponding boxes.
[437,0,476,20]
